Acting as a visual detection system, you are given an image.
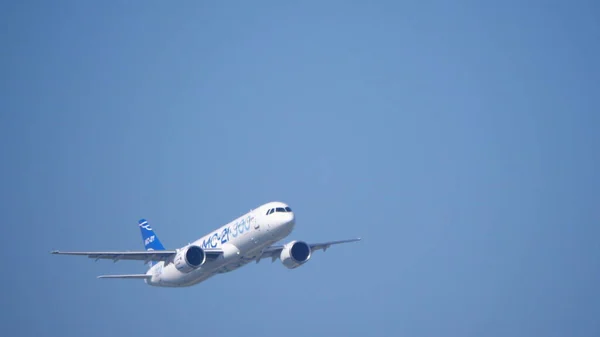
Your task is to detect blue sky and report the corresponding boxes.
[2,1,599,336]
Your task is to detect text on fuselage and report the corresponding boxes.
[200,215,255,248]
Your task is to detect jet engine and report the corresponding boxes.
[174,245,206,273]
[280,240,312,269]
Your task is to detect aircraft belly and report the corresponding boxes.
[155,217,280,286]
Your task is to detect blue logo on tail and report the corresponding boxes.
[138,219,165,262]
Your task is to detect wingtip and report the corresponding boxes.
[50,250,58,254]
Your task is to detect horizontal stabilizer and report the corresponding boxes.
[97,274,152,279]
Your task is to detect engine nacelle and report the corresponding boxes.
[174,245,206,273]
[280,240,312,269]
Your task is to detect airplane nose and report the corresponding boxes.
[277,211,294,228]
[287,211,295,225]
[281,212,295,233]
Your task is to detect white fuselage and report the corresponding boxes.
[145,201,295,287]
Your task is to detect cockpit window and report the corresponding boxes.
[267,206,292,215]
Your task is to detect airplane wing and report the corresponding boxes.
[50,249,223,263]
[256,238,361,263]
[97,274,152,279]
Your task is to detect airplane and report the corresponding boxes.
[50,201,361,287]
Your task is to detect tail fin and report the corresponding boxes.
[138,219,165,266]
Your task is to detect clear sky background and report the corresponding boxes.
[2,1,599,336]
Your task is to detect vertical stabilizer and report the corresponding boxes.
[138,219,165,266]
